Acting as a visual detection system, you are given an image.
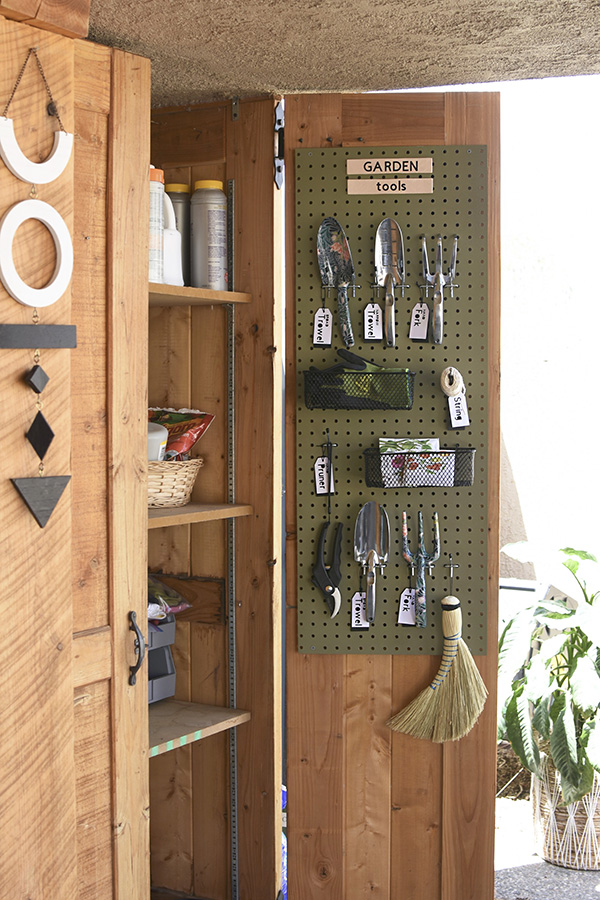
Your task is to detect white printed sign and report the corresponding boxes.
[363,302,383,341]
[409,302,429,340]
[313,307,333,346]
[347,178,433,196]
[448,393,470,428]
[351,592,369,630]
[314,456,334,495]
[347,158,433,175]
[398,589,416,625]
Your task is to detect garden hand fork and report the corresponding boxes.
[420,235,458,344]
[402,510,441,627]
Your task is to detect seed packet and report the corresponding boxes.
[148,407,214,460]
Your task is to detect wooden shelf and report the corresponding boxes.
[148,502,252,529]
[149,282,252,307]
[149,700,251,757]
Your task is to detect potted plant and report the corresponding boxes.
[498,547,600,869]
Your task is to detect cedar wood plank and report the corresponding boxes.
[440,91,500,900]
[285,94,347,900]
[107,46,151,900]
[0,19,77,900]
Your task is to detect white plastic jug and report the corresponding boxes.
[162,191,184,287]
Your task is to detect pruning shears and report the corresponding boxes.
[312,521,343,617]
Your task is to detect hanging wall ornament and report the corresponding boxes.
[1,48,76,528]
[0,48,73,185]
[0,199,73,307]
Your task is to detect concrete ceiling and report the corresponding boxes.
[88,0,600,108]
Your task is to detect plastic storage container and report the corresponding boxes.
[148,613,177,703]
[190,179,227,290]
[149,166,164,283]
[166,183,191,285]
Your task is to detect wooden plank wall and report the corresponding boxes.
[284,93,500,900]
[150,97,283,900]
[0,17,149,900]
[0,19,77,899]
[72,35,150,900]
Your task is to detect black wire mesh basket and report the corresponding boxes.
[363,447,476,488]
[304,369,415,410]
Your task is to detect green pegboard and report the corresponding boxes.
[295,145,488,655]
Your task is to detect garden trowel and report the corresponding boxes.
[375,218,406,348]
[354,501,390,624]
[317,217,355,347]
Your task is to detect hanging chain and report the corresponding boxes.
[3,47,66,132]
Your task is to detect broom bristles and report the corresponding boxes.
[387,595,488,742]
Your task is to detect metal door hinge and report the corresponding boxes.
[274,100,284,189]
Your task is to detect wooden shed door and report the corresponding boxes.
[0,17,150,900]
[284,93,500,900]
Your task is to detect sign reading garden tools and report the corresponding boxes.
[347,156,433,195]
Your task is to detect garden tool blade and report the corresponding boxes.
[354,501,390,624]
[317,217,355,347]
[375,218,404,348]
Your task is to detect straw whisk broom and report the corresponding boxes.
[387,556,487,742]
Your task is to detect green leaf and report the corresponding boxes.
[524,654,552,703]
[532,696,551,739]
[570,655,600,715]
[561,757,595,805]
[561,548,598,564]
[497,612,537,730]
[505,686,540,776]
[570,604,600,647]
[538,633,569,663]
[581,717,600,771]
[550,694,580,798]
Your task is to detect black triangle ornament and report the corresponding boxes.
[11,476,71,528]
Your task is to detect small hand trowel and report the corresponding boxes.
[354,501,390,624]
[375,218,406,348]
[317,217,355,347]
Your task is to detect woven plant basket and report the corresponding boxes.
[148,458,204,508]
[532,753,600,869]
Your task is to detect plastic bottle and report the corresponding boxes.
[149,166,164,283]
[162,192,184,286]
[166,183,191,285]
[148,422,168,460]
[190,180,228,291]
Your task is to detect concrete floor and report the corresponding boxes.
[495,798,600,899]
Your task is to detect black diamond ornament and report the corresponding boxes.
[11,476,70,528]
[25,364,50,394]
[26,411,55,460]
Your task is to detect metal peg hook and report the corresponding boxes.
[444,554,459,593]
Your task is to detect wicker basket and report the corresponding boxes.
[148,458,204,508]
[532,753,600,869]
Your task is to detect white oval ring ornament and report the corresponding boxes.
[0,116,73,185]
[0,199,73,307]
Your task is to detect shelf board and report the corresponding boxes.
[148,502,252,529]
[149,282,252,307]
[149,700,251,757]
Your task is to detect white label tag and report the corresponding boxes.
[363,303,383,341]
[313,308,333,346]
[398,589,416,625]
[409,302,429,340]
[448,393,470,428]
[351,591,369,629]
[314,456,334,494]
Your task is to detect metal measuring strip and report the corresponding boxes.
[226,177,239,900]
